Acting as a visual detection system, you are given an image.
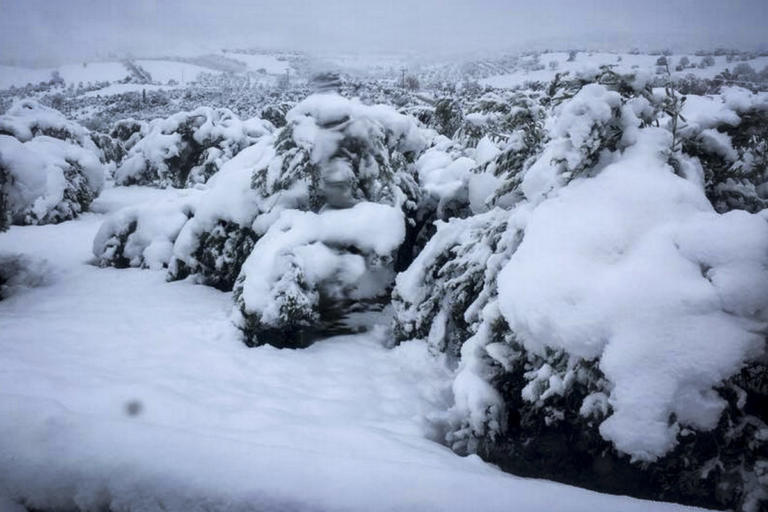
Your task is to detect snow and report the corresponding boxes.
[237,202,405,324]
[222,51,292,74]
[497,127,768,461]
[83,83,176,97]
[93,188,201,269]
[0,61,129,90]
[480,52,768,89]
[135,59,221,84]
[0,187,704,512]
[0,65,53,89]
[0,134,104,224]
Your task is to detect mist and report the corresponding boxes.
[2,0,767,66]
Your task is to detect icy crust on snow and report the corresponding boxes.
[496,127,768,461]
[236,202,405,327]
[0,135,104,225]
[93,191,201,270]
[114,107,272,188]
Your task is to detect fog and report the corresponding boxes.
[2,0,767,66]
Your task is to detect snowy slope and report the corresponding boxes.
[0,61,130,89]
[222,51,293,74]
[0,186,709,512]
[136,59,221,84]
[481,52,768,88]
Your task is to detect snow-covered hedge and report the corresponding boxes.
[0,101,105,228]
[114,107,272,188]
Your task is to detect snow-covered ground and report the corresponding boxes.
[83,83,177,97]
[481,52,768,88]
[0,61,131,90]
[0,186,708,511]
[136,59,221,84]
[222,51,293,74]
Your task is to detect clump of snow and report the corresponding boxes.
[497,127,768,461]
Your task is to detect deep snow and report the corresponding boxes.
[0,186,710,511]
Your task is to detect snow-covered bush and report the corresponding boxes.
[93,192,200,270]
[233,202,404,347]
[114,107,271,188]
[0,101,106,227]
[676,87,768,213]
[232,93,430,346]
[167,139,277,291]
[433,98,464,137]
[394,76,768,511]
[0,100,99,154]
[0,136,104,226]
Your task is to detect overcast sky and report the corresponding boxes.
[2,0,767,65]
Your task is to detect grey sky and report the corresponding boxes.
[1,0,767,66]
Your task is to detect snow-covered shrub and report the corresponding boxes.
[0,101,106,227]
[676,87,768,213]
[394,77,768,511]
[229,93,431,346]
[0,100,99,154]
[234,202,404,348]
[92,192,200,270]
[114,107,271,188]
[259,102,292,128]
[167,140,277,290]
[433,98,464,138]
[0,135,104,226]
[110,118,146,151]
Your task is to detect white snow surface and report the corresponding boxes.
[0,186,707,512]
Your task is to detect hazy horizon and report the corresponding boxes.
[2,0,768,66]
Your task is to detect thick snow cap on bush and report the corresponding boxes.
[115,107,271,188]
[497,127,768,461]
[520,83,625,201]
[679,86,768,132]
[287,93,428,159]
[0,100,98,153]
[0,135,104,225]
[237,202,405,326]
[170,138,276,264]
[93,191,201,270]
